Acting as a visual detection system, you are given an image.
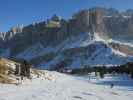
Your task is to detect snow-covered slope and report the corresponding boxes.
[37,35,133,69]
[54,41,132,69]
[0,72,133,100]
[68,33,133,67]
[2,32,132,69]
[71,42,133,67]
[63,32,93,49]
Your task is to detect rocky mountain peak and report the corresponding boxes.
[0,7,133,68]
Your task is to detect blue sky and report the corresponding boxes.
[0,0,133,32]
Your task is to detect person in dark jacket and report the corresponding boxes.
[20,60,31,78]
[110,83,114,88]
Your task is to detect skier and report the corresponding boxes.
[110,83,114,88]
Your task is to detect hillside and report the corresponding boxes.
[0,58,54,84]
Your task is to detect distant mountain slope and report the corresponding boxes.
[42,41,132,69]
[0,32,133,69]
[16,43,55,61]
[39,33,133,69]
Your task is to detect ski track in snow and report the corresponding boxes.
[0,72,133,100]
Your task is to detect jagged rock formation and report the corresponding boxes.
[109,41,133,55]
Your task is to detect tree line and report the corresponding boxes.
[54,61,133,79]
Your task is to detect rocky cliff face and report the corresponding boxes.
[0,7,133,68]
[0,33,5,48]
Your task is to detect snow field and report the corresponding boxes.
[0,71,133,100]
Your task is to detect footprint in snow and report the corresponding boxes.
[82,92,105,100]
[110,92,119,96]
[73,96,86,100]
[82,92,93,96]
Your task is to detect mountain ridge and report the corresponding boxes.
[0,7,133,69]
